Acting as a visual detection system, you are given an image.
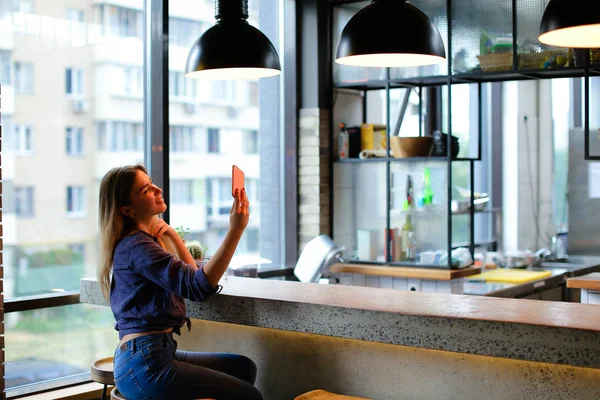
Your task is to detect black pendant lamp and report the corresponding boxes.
[335,0,446,68]
[539,0,600,48]
[185,0,281,80]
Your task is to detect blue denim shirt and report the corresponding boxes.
[111,230,220,339]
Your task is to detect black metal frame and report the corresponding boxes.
[327,0,597,268]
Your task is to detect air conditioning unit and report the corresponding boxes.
[227,106,238,118]
[184,102,196,114]
[71,99,89,114]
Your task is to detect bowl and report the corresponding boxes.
[390,136,433,158]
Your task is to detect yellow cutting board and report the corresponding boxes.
[469,269,552,284]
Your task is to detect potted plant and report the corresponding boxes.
[174,226,208,262]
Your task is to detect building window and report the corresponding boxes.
[249,82,258,106]
[106,6,142,39]
[65,68,84,96]
[13,124,33,154]
[96,121,106,150]
[208,128,220,153]
[66,186,85,214]
[169,71,196,99]
[14,62,33,94]
[169,17,203,47]
[0,50,11,84]
[171,126,201,153]
[66,127,84,156]
[15,187,34,217]
[124,66,143,96]
[96,121,143,152]
[211,81,236,103]
[65,8,83,22]
[243,130,259,154]
[171,180,195,204]
[206,178,232,216]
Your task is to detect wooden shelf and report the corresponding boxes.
[330,263,481,280]
[567,273,600,291]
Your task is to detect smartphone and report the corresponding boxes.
[232,165,245,197]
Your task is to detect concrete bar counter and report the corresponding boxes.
[81,277,600,399]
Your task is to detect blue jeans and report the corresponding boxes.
[113,333,263,400]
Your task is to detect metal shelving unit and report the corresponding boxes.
[328,0,598,270]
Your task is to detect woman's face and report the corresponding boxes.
[123,170,167,221]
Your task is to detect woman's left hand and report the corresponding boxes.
[229,189,250,236]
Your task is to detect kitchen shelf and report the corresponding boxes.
[451,208,502,215]
[334,68,600,91]
[334,157,480,164]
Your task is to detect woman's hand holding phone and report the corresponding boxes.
[229,188,250,237]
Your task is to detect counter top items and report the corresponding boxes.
[468,268,552,284]
[567,273,600,291]
[294,235,345,283]
[330,263,480,280]
[80,275,600,369]
[431,131,459,158]
[389,136,433,158]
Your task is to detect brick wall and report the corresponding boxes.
[298,108,331,253]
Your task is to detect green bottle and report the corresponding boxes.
[402,213,415,261]
[422,167,433,205]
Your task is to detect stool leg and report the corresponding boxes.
[101,384,107,400]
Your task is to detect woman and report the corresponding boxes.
[98,164,262,400]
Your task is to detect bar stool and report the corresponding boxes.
[295,389,372,400]
[110,387,216,400]
[91,356,115,400]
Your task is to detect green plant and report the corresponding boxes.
[174,226,190,241]
[186,241,207,260]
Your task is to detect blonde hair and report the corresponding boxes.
[98,164,181,301]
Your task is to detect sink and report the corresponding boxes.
[538,261,585,269]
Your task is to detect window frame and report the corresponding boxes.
[66,185,86,217]
[14,61,33,94]
[66,126,84,156]
[4,0,297,395]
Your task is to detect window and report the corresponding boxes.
[249,82,258,106]
[168,1,283,263]
[171,180,194,204]
[65,8,84,23]
[124,66,143,96]
[66,186,85,214]
[0,50,11,84]
[104,5,142,39]
[13,124,33,154]
[208,128,220,153]
[171,126,201,152]
[15,187,34,217]
[65,127,84,156]
[211,81,237,103]
[65,68,84,96]
[206,178,232,217]
[4,1,145,395]
[96,121,144,152]
[14,62,33,94]
[243,130,259,154]
[169,17,203,47]
[169,71,196,99]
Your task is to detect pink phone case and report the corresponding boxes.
[232,165,245,197]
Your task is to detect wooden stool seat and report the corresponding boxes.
[110,387,216,400]
[295,389,372,400]
[91,356,115,386]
